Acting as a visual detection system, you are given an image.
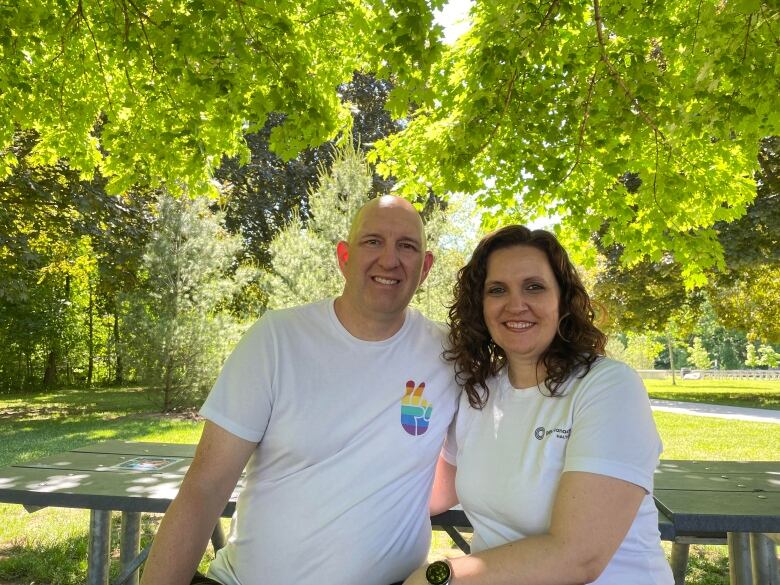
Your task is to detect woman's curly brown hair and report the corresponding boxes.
[445,225,607,408]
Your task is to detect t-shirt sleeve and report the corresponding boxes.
[441,400,460,465]
[563,360,662,493]
[199,314,277,443]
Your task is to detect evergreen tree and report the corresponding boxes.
[123,195,250,411]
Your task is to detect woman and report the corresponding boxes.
[406,226,673,585]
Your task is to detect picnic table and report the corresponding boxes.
[0,441,777,585]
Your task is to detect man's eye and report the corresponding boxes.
[399,242,417,251]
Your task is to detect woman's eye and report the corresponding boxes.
[486,286,505,295]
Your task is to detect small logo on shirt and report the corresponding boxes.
[400,380,432,436]
[534,426,571,440]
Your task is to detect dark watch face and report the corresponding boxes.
[426,560,451,585]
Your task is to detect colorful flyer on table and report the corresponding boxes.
[111,456,182,471]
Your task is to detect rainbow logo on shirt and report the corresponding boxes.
[401,380,432,436]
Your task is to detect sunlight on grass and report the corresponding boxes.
[654,411,780,460]
[645,378,780,410]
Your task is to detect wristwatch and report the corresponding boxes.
[425,559,452,585]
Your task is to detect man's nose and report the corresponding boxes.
[377,245,401,268]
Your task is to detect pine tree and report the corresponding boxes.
[123,195,249,411]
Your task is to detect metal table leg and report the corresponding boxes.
[729,532,753,585]
[670,542,690,585]
[87,509,112,585]
[750,532,779,585]
[120,512,141,585]
[211,521,227,551]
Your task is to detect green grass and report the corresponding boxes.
[645,378,780,410]
[0,384,777,584]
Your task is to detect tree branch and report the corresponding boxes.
[79,1,115,111]
[592,0,666,141]
[560,68,598,185]
[692,0,703,53]
[742,14,752,63]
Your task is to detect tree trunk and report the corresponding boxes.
[43,349,57,387]
[667,333,676,386]
[87,283,94,385]
[114,306,123,385]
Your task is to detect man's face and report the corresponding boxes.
[337,200,433,324]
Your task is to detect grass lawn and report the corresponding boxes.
[645,377,780,410]
[0,384,777,584]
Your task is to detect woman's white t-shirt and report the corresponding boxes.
[443,357,673,584]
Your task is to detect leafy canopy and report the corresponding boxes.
[374,1,780,285]
[1,0,444,194]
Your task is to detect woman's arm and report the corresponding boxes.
[406,470,645,585]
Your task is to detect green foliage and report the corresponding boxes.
[375,1,780,284]
[122,196,250,410]
[687,337,712,370]
[1,0,443,194]
[757,344,780,368]
[608,333,664,370]
[745,342,760,368]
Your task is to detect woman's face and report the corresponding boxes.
[482,245,561,374]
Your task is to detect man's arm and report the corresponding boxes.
[429,455,458,515]
[140,421,257,585]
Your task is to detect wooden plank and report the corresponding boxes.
[657,460,780,475]
[13,451,192,475]
[72,441,196,458]
[655,472,780,493]
[0,466,242,515]
[655,490,780,536]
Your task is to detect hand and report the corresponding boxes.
[400,380,432,436]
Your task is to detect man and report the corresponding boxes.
[141,195,459,585]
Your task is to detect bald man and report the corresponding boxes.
[141,196,460,585]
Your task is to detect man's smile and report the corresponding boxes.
[373,276,400,285]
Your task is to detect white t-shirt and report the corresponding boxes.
[200,299,460,585]
[444,357,673,584]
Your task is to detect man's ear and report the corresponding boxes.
[418,251,434,286]
[336,241,349,276]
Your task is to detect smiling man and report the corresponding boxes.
[141,196,459,585]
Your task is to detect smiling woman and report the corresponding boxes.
[404,225,674,585]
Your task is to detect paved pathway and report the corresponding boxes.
[650,399,780,424]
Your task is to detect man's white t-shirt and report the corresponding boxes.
[444,357,673,584]
[200,299,459,585]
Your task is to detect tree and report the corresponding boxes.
[1,1,443,194]
[620,333,664,371]
[122,195,249,410]
[687,337,712,370]
[745,342,760,368]
[375,2,780,284]
[758,344,779,368]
